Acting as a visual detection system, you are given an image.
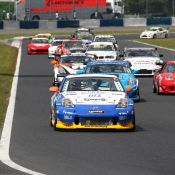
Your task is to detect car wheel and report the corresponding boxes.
[153,34,157,39]
[50,112,53,127]
[153,81,157,93]
[165,34,168,38]
[130,116,135,131]
[53,118,58,131]
[136,89,140,102]
[157,85,161,95]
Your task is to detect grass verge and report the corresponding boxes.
[135,38,175,50]
[0,44,18,128]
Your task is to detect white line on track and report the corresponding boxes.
[133,40,175,52]
[0,44,45,175]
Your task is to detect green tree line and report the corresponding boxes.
[124,0,175,17]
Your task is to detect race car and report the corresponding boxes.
[34,33,53,43]
[93,35,118,49]
[140,27,169,39]
[123,47,163,76]
[76,33,94,45]
[86,42,119,60]
[51,54,94,86]
[83,61,140,101]
[49,74,135,130]
[48,39,86,59]
[153,60,175,94]
[27,37,51,54]
[72,27,94,37]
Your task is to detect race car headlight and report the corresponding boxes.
[117,98,128,108]
[165,76,174,80]
[62,98,74,108]
[127,78,136,85]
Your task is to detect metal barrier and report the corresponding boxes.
[100,19,123,27]
[0,21,3,29]
[57,20,79,28]
[147,17,172,26]
[124,18,146,27]
[19,21,39,29]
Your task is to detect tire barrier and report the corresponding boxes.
[100,19,123,27]
[19,21,39,29]
[0,21,3,29]
[147,17,172,26]
[57,20,79,28]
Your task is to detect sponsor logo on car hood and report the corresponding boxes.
[62,91,125,105]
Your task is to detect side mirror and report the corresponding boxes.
[76,69,85,74]
[49,86,59,92]
[126,86,133,93]
[51,60,57,65]
[132,69,139,74]
[159,54,163,57]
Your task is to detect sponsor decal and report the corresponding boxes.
[88,110,104,113]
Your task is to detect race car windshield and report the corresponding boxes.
[62,77,124,92]
[86,64,132,74]
[60,56,86,64]
[77,34,93,40]
[52,41,62,46]
[88,44,114,51]
[126,50,159,57]
[164,64,175,73]
[63,41,84,49]
[32,38,49,43]
[95,37,115,43]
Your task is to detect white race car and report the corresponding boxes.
[140,27,169,39]
[123,47,163,76]
[51,53,93,85]
[93,35,118,49]
[86,42,118,61]
[48,39,62,59]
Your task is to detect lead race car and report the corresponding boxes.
[49,74,135,130]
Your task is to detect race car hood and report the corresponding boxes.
[69,47,86,53]
[160,72,175,80]
[61,91,126,105]
[48,46,57,52]
[61,63,85,70]
[141,31,156,36]
[86,51,117,58]
[28,43,50,48]
[125,57,159,69]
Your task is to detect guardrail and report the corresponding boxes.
[100,19,123,27]
[0,17,174,30]
[0,21,3,29]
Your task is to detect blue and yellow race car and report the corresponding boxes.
[49,74,135,130]
[82,61,140,102]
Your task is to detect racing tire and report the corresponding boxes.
[165,34,168,38]
[153,81,157,93]
[53,118,58,131]
[50,113,53,127]
[157,85,162,95]
[137,89,140,102]
[153,34,157,39]
[129,116,136,132]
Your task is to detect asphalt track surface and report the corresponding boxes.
[2,36,175,175]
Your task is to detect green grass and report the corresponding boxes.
[0,44,18,127]
[136,38,175,50]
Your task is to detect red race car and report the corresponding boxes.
[153,60,175,94]
[27,37,51,54]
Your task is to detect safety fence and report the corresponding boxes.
[1,17,175,30]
